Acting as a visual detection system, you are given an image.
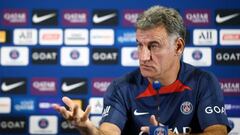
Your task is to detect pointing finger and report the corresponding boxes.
[62,96,75,110]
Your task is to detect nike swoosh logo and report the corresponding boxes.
[62,82,85,92]
[216,13,239,23]
[1,81,25,92]
[134,109,149,116]
[32,13,56,23]
[93,13,116,23]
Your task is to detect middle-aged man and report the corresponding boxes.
[53,5,231,135]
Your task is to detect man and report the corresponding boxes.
[53,5,231,135]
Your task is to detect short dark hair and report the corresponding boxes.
[136,5,186,40]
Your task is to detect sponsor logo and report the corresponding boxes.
[122,10,143,26]
[61,78,88,94]
[13,28,37,45]
[59,119,78,133]
[193,29,217,45]
[228,117,240,135]
[92,78,113,96]
[2,9,28,25]
[39,29,63,45]
[121,47,139,66]
[184,10,210,26]
[0,47,29,66]
[215,9,240,26]
[92,10,118,26]
[102,105,111,117]
[215,48,240,65]
[13,98,35,113]
[38,98,61,113]
[0,117,27,134]
[180,101,193,115]
[89,97,103,114]
[31,78,57,95]
[183,47,211,67]
[31,48,58,65]
[60,47,89,66]
[64,29,88,45]
[29,115,57,134]
[225,97,240,116]
[0,30,10,43]
[0,97,11,114]
[0,78,27,94]
[62,10,88,26]
[205,106,225,114]
[116,29,136,45]
[92,48,118,64]
[169,127,191,134]
[90,29,114,45]
[32,10,58,26]
[220,29,240,45]
[134,109,149,116]
[219,79,240,96]
[90,116,102,127]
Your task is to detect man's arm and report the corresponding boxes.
[52,96,121,135]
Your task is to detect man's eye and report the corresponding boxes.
[149,44,158,49]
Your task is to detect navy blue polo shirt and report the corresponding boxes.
[100,62,230,135]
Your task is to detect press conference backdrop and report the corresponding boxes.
[0,0,240,134]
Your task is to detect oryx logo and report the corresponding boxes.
[215,9,240,26]
[0,78,27,94]
[32,10,58,26]
[92,10,118,26]
[61,78,88,94]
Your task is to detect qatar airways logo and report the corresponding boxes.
[184,10,210,25]
[123,10,143,26]
[31,78,57,95]
[92,78,113,96]
[219,79,240,95]
[2,9,28,25]
[62,10,88,26]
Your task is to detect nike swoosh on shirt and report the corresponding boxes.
[216,13,239,23]
[134,109,149,116]
[93,13,116,23]
[62,82,85,92]
[1,81,25,92]
[32,13,56,23]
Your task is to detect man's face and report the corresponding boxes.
[136,26,179,80]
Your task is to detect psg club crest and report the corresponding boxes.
[150,125,168,135]
[180,101,193,115]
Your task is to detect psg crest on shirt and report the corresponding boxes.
[180,101,193,115]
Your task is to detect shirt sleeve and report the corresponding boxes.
[100,80,127,130]
[197,71,231,131]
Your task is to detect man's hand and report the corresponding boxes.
[52,97,92,129]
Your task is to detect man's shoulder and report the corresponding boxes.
[113,68,143,86]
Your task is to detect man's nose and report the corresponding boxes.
[138,47,151,61]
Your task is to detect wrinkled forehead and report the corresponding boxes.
[136,27,169,43]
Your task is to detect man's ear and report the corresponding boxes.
[175,37,185,56]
